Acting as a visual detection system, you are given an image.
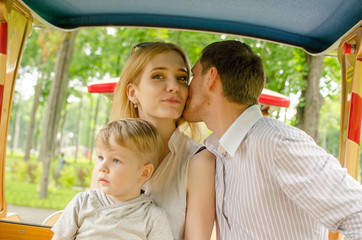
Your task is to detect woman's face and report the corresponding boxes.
[127,51,189,122]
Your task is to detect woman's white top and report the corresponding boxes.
[144,129,202,240]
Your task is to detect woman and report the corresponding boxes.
[91,42,215,240]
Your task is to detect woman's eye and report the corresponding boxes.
[177,76,188,84]
[152,74,164,79]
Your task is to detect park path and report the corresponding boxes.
[7,204,57,225]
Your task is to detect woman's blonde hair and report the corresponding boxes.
[96,118,163,168]
[111,42,204,142]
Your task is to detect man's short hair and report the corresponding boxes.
[200,40,265,105]
[96,118,163,169]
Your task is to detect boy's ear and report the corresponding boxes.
[139,163,154,183]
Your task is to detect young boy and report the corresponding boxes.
[51,118,173,240]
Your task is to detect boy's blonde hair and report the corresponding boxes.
[96,118,163,169]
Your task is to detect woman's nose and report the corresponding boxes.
[166,78,180,93]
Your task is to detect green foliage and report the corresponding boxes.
[10,161,28,182]
[318,93,341,157]
[27,161,42,183]
[75,166,93,188]
[10,160,42,183]
[322,56,341,99]
[57,165,76,188]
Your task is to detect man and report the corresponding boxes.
[183,40,362,239]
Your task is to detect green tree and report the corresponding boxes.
[39,31,77,198]
[23,29,62,161]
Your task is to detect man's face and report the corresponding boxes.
[183,59,208,122]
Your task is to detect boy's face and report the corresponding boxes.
[95,139,145,203]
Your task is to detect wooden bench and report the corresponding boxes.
[0,220,54,240]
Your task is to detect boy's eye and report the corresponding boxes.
[113,159,121,164]
[97,156,104,161]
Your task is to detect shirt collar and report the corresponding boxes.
[219,104,263,157]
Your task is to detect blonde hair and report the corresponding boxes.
[96,118,163,169]
[111,42,204,142]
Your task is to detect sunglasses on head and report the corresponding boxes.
[132,42,154,54]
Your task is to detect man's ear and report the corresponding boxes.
[205,67,218,90]
[139,163,154,183]
[126,83,137,103]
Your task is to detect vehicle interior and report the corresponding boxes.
[0,0,361,239]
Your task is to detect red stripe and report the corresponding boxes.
[348,92,362,145]
[0,84,3,121]
[258,94,290,107]
[87,82,117,93]
[0,22,7,54]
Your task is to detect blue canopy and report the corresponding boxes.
[22,0,361,54]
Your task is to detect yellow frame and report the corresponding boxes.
[0,0,32,218]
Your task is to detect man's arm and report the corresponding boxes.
[274,132,362,238]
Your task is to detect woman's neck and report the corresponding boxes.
[143,118,176,160]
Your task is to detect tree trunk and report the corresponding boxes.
[56,101,68,156]
[89,95,100,164]
[39,31,77,199]
[74,96,83,162]
[24,77,44,161]
[34,104,45,157]
[296,53,324,142]
[85,94,94,161]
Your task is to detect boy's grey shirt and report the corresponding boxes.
[52,189,173,240]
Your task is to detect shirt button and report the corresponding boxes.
[222,152,227,157]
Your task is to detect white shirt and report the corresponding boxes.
[205,104,362,240]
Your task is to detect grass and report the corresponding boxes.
[5,174,80,210]
[4,153,93,210]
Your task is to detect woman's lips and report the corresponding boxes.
[162,97,181,104]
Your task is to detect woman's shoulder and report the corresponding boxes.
[170,129,202,152]
[187,148,216,196]
[189,148,216,170]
